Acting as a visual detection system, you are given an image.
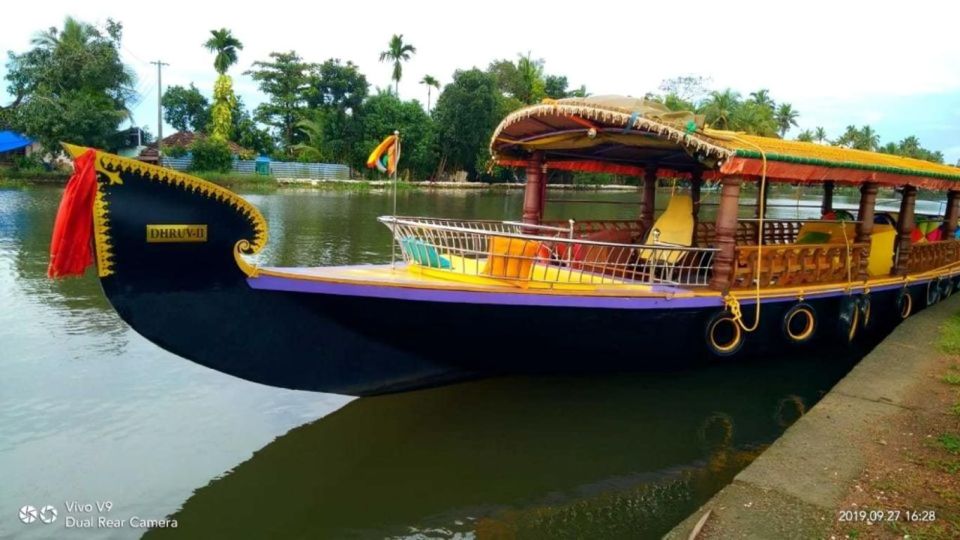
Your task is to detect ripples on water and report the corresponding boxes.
[1,185,882,539]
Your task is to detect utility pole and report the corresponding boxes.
[150,60,169,165]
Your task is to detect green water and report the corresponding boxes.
[0,185,917,539]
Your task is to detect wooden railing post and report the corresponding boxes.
[893,185,917,275]
[640,166,657,232]
[855,182,877,279]
[522,151,545,225]
[944,190,960,239]
[710,176,742,291]
[822,181,835,215]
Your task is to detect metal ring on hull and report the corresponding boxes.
[837,296,860,343]
[927,280,941,306]
[898,289,914,320]
[782,303,816,344]
[705,311,744,357]
[858,293,872,330]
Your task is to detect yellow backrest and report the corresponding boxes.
[645,194,694,247]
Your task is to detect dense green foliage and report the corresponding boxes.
[1,17,135,151]
[188,137,232,172]
[162,84,210,132]
[246,51,314,152]
[433,69,502,179]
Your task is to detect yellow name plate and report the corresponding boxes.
[146,224,208,243]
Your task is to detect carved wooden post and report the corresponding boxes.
[522,151,545,225]
[710,176,742,291]
[640,166,657,232]
[822,181,835,215]
[944,190,960,239]
[855,182,877,279]
[893,186,917,275]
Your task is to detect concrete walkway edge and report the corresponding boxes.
[664,294,960,539]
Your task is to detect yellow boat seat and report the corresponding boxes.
[639,194,694,264]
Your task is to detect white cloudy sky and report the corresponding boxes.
[3,0,960,162]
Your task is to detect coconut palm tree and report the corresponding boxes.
[857,125,880,151]
[700,89,740,130]
[774,103,799,137]
[796,129,814,142]
[379,34,416,97]
[204,28,244,75]
[420,75,440,110]
[32,17,97,50]
[748,89,775,110]
[814,126,827,144]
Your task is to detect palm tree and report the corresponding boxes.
[796,129,814,142]
[814,126,827,144]
[748,89,775,110]
[774,103,799,137]
[292,117,327,162]
[204,28,244,75]
[379,34,416,97]
[515,52,545,104]
[420,75,440,110]
[700,89,740,130]
[32,16,96,50]
[857,125,879,151]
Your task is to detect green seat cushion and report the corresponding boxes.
[795,231,832,244]
[400,237,452,269]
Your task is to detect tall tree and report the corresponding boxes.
[246,51,315,153]
[748,89,775,109]
[420,74,440,110]
[814,126,827,144]
[305,58,369,164]
[796,129,814,142]
[379,34,416,97]
[774,103,799,137]
[700,89,740,130]
[433,68,501,179]
[203,28,243,142]
[543,75,568,99]
[161,84,210,132]
[2,16,135,152]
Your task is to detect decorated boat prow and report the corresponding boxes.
[49,96,960,396]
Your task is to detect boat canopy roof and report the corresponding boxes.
[490,95,960,190]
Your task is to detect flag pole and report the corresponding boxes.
[391,130,400,268]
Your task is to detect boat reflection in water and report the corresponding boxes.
[145,349,859,539]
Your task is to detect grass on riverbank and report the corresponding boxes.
[829,313,960,540]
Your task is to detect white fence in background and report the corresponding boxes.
[162,157,351,180]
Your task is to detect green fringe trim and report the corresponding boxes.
[734,149,960,182]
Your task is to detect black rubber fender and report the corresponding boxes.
[782,302,817,344]
[705,310,744,357]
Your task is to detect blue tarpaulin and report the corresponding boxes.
[0,131,33,153]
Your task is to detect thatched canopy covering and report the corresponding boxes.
[491,96,960,189]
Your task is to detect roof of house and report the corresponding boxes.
[143,132,250,156]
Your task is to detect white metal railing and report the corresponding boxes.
[378,216,718,287]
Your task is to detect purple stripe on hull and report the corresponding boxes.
[248,275,724,310]
[248,274,939,310]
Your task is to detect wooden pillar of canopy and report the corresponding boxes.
[522,151,545,225]
[944,190,960,239]
[855,182,878,279]
[822,181,835,215]
[893,186,917,276]
[640,166,657,232]
[709,176,742,291]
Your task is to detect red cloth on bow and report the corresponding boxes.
[48,149,98,278]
